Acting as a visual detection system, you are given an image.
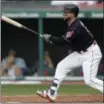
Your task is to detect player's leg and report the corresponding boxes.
[82,44,103,93]
[49,52,81,96]
[37,52,81,101]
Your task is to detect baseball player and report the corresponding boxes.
[37,4,103,102]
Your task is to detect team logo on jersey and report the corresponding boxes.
[66,31,74,38]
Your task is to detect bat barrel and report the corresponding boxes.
[1,16,23,28]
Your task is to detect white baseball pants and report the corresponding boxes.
[54,43,103,93]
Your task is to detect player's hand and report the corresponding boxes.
[43,34,51,42]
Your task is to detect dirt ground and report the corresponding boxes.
[1,81,104,103]
[1,94,104,103]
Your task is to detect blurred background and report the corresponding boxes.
[1,0,104,81]
[1,1,104,103]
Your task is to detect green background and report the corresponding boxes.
[2,84,101,96]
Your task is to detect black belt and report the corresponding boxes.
[79,40,96,54]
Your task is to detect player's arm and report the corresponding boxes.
[49,36,68,44]
[43,29,76,45]
[43,34,67,45]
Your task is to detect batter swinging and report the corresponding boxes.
[37,4,103,102]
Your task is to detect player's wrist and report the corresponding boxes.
[43,34,51,41]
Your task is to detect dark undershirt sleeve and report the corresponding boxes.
[49,28,76,45]
[49,36,69,45]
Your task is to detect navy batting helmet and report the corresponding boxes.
[62,4,79,17]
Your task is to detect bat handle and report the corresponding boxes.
[22,26,52,44]
[39,34,43,37]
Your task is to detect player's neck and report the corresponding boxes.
[68,18,77,26]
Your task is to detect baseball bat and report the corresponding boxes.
[1,16,43,37]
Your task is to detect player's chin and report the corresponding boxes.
[63,17,67,20]
[64,18,69,22]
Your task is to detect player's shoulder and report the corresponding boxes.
[75,19,86,30]
[75,19,84,26]
[68,19,84,31]
[70,19,83,30]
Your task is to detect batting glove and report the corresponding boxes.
[42,34,51,42]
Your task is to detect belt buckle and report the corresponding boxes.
[80,51,84,54]
[93,40,96,45]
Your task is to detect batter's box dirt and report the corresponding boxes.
[1,94,104,103]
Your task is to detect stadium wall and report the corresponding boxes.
[1,18,104,75]
[2,8,104,76]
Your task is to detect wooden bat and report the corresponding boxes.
[1,15,52,44]
[1,15,43,37]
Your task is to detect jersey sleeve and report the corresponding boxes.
[49,36,67,45]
